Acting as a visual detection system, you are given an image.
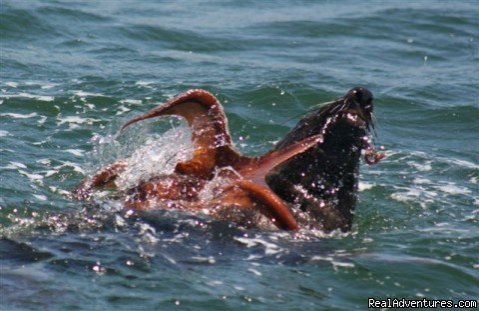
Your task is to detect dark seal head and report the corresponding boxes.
[266,87,378,232]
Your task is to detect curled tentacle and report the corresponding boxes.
[364,148,385,165]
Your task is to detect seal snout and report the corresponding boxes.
[341,87,374,129]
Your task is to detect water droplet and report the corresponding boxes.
[92,262,106,275]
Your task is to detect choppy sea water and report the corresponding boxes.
[1,1,478,310]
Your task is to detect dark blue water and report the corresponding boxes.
[1,1,478,310]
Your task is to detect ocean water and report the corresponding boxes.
[1,1,478,310]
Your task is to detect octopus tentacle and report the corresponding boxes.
[233,180,299,230]
[73,160,128,199]
[122,89,249,179]
[240,134,323,186]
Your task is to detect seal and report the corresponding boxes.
[268,87,384,231]
[74,87,384,231]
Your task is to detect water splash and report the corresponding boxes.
[114,125,194,190]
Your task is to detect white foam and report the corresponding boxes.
[5,82,18,88]
[58,162,85,174]
[18,170,44,183]
[33,194,47,201]
[49,186,70,196]
[44,170,58,177]
[358,182,374,191]
[7,161,27,169]
[434,183,471,195]
[57,115,101,125]
[10,93,54,101]
[248,268,262,276]
[36,159,51,165]
[390,188,422,202]
[119,99,142,105]
[413,177,432,184]
[64,149,84,157]
[410,150,429,158]
[408,160,432,172]
[0,130,9,137]
[41,83,58,90]
[448,158,479,170]
[32,140,48,146]
[311,255,334,262]
[0,112,38,119]
[23,81,55,87]
[431,156,479,170]
[115,105,131,116]
[37,116,47,125]
[390,186,437,207]
[40,162,84,177]
[72,90,104,97]
[35,95,54,102]
[234,237,282,255]
[135,81,155,88]
[331,261,355,269]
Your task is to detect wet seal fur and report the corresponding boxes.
[74,87,384,231]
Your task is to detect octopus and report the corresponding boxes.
[74,87,384,232]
